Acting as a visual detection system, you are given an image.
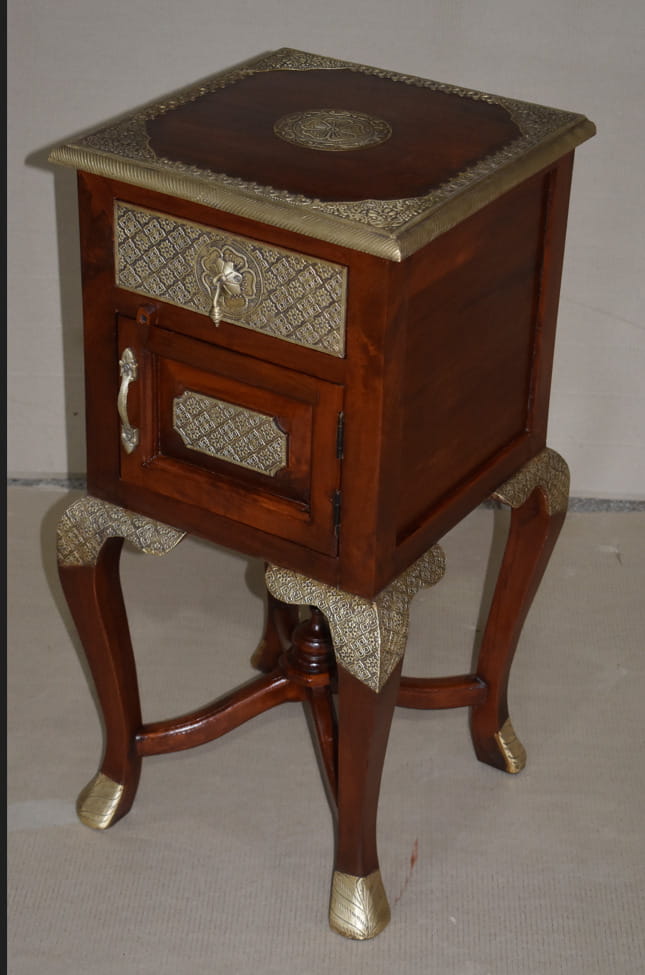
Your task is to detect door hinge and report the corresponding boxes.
[336,411,345,459]
[332,490,342,535]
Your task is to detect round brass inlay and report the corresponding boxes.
[273,109,392,152]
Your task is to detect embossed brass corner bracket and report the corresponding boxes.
[57,497,185,568]
[265,545,446,693]
[492,447,570,516]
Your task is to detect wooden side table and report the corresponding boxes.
[50,49,594,939]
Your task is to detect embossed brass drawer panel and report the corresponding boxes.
[115,202,348,357]
[117,316,343,556]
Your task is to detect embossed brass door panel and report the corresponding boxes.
[118,316,343,555]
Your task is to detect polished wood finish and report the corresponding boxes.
[147,69,520,202]
[137,673,302,756]
[398,674,486,710]
[251,582,300,673]
[58,539,142,823]
[335,663,402,877]
[470,489,566,770]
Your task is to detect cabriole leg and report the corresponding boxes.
[266,546,445,939]
[471,448,569,772]
[251,575,300,673]
[57,496,185,828]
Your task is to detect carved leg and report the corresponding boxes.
[266,546,445,939]
[285,607,338,802]
[251,577,300,673]
[57,497,185,828]
[470,448,569,772]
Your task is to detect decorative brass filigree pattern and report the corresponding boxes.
[57,496,185,567]
[50,48,595,260]
[329,870,391,939]
[76,773,125,829]
[492,448,570,516]
[173,391,288,476]
[274,109,392,151]
[494,718,527,774]
[265,546,445,693]
[115,203,347,356]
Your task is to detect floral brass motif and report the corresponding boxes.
[173,391,288,476]
[274,109,392,152]
[265,545,446,693]
[329,869,391,939]
[57,496,185,567]
[50,48,595,261]
[492,447,570,516]
[195,238,260,327]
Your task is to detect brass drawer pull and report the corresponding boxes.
[204,257,244,327]
[118,347,139,454]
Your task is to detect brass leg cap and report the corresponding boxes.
[494,718,527,774]
[77,772,125,829]
[329,869,391,940]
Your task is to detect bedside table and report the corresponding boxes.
[50,48,594,939]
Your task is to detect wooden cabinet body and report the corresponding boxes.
[78,151,573,597]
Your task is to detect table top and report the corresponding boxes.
[49,48,594,260]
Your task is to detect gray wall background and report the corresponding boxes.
[8,0,645,498]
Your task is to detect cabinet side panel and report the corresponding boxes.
[396,170,550,544]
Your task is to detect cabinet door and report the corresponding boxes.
[117,315,343,556]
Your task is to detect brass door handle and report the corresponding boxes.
[118,347,139,454]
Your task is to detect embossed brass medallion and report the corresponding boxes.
[274,109,392,151]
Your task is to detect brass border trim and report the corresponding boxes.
[49,48,595,261]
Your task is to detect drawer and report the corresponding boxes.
[114,201,348,357]
[117,315,344,556]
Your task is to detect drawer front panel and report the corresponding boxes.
[117,316,343,556]
[115,202,347,357]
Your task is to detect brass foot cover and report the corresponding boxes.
[77,772,125,829]
[494,718,527,774]
[329,869,391,939]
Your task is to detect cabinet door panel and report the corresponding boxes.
[117,316,343,555]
